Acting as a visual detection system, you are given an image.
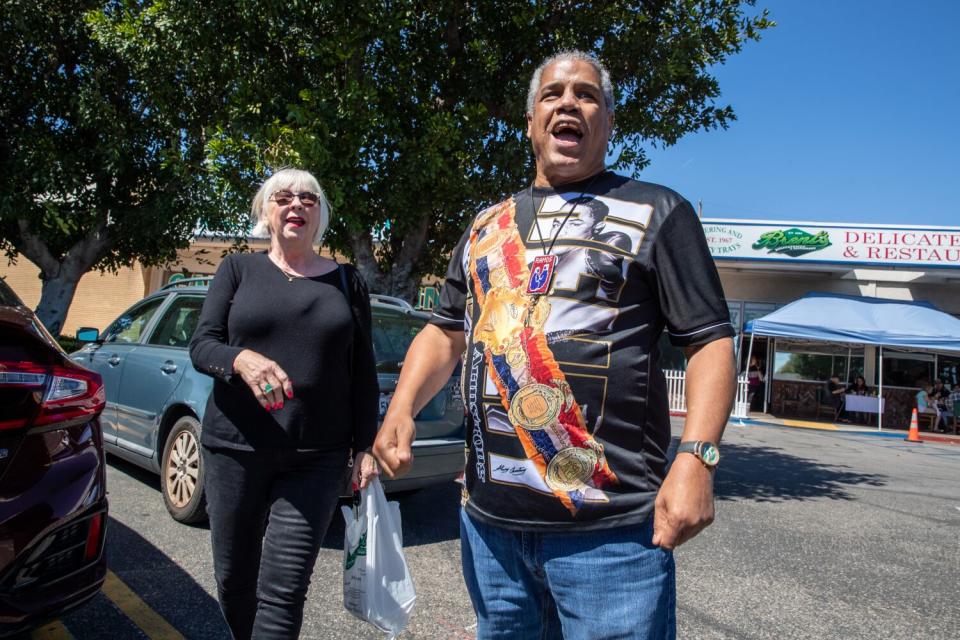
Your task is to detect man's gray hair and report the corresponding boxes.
[526,50,615,116]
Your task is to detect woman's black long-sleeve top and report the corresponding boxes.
[189,252,379,453]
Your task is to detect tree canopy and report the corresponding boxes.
[0,0,244,334]
[1,1,773,333]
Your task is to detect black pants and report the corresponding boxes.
[202,445,350,640]
[748,383,765,411]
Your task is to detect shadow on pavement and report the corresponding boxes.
[108,451,459,551]
[93,517,229,639]
[322,481,462,550]
[705,441,888,502]
[106,453,161,491]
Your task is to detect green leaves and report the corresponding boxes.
[1,0,773,304]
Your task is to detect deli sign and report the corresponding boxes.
[701,219,960,267]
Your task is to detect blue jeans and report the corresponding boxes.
[203,446,350,640]
[459,509,676,640]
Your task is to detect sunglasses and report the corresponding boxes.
[271,190,320,206]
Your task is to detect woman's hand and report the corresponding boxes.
[351,451,379,491]
[232,349,293,410]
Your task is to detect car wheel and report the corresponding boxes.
[161,416,207,524]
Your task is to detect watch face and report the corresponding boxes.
[700,442,720,467]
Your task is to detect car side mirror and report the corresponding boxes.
[76,327,101,343]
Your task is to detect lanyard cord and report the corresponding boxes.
[531,170,605,257]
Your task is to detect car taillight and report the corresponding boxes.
[36,364,106,428]
[0,361,105,430]
[84,512,104,561]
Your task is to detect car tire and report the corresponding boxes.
[161,416,207,524]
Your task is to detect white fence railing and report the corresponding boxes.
[665,370,750,420]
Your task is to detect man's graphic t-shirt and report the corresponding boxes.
[430,171,734,531]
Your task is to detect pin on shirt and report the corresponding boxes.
[527,255,558,295]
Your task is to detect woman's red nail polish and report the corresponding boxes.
[286,390,293,399]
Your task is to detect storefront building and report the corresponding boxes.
[0,236,305,336]
[4,217,958,430]
[701,219,960,429]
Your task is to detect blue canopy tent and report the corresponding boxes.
[743,292,960,429]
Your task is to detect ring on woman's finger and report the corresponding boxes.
[261,383,274,393]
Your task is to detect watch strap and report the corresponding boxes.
[676,440,720,468]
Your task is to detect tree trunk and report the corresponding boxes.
[348,214,431,304]
[34,269,86,337]
[14,217,111,337]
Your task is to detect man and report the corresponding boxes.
[826,373,848,422]
[374,50,736,639]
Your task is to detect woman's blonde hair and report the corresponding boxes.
[250,168,330,242]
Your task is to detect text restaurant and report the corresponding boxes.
[682,218,960,431]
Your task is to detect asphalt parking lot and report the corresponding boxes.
[26,419,960,639]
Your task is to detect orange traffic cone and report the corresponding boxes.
[904,408,923,443]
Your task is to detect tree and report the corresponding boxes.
[9,1,774,323]
[199,0,773,301]
[0,1,242,335]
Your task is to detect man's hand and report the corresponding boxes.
[652,453,715,550]
[373,409,417,479]
[372,324,465,479]
[654,337,734,550]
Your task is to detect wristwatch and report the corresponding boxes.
[676,440,720,469]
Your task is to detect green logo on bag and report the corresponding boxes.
[345,532,367,570]
[752,228,831,257]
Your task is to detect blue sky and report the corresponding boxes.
[634,0,960,227]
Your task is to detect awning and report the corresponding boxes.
[744,292,960,354]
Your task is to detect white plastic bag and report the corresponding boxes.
[341,476,416,638]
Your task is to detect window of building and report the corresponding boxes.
[879,351,935,388]
[773,342,863,383]
[743,302,781,330]
[848,356,865,383]
[938,356,960,388]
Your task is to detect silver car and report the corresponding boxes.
[71,278,464,524]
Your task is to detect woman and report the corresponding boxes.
[747,356,765,411]
[190,168,379,639]
[846,375,869,396]
[845,375,870,424]
[916,383,945,432]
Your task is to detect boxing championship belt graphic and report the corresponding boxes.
[468,198,617,515]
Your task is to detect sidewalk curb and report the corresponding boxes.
[731,416,960,445]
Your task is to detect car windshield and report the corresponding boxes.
[372,311,425,372]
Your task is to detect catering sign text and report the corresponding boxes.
[701,220,960,267]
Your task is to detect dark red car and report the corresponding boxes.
[0,279,107,636]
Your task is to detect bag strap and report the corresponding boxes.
[338,264,364,335]
[338,262,351,306]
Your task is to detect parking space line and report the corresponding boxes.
[30,620,73,640]
[101,571,185,640]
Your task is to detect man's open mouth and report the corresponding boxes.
[551,120,583,146]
